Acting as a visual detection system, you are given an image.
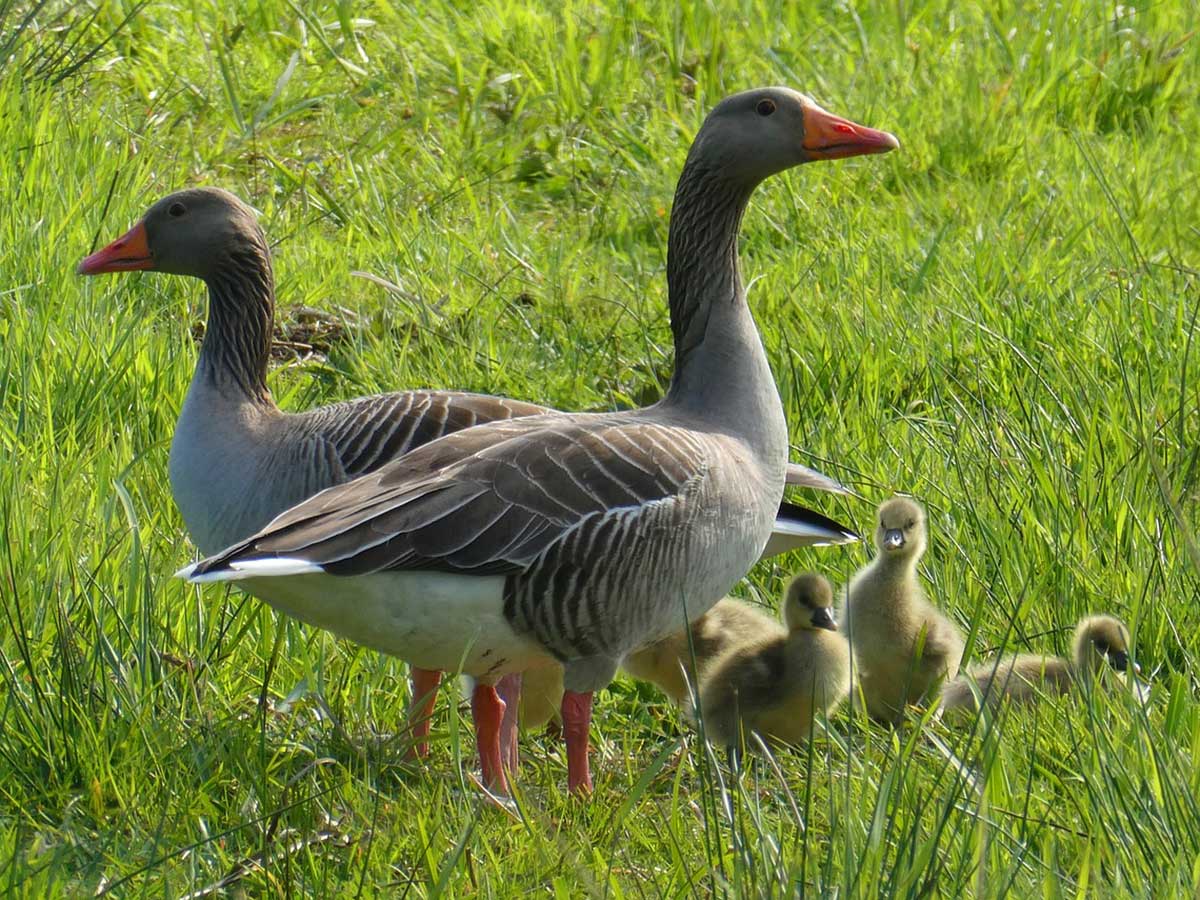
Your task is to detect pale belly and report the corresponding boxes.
[235,570,554,681]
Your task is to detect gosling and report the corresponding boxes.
[518,595,787,730]
[694,572,852,748]
[940,615,1134,714]
[622,595,787,703]
[840,497,964,723]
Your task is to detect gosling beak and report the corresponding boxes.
[882,529,905,550]
[78,220,153,275]
[802,102,899,161]
[1108,650,1129,673]
[810,607,837,631]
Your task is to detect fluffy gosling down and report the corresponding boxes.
[622,595,789,703]
[840,497,964,723]
[940,615,1135,714]
[519,595,789,730]
[694,572,852,749]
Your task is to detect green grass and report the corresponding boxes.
[1,0,1198,895]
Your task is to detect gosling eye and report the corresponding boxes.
[756,98,776,116]
[168,202,187,218]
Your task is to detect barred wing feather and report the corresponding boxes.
[190,417,707,581]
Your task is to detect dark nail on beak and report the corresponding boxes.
[883,529,904,550]
[810,607,837,631]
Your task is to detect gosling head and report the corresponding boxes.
[1072,615,1134,676]
[783,572,837,632]
[874,496,927,561]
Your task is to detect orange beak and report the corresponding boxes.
[802,102,899,161]
[77,220,153,275]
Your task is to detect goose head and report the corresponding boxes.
[78,187,267,280]
[783,571,837,632]
[874,496,926,560]
[1072,615,1134,676]
[687,87,898,187]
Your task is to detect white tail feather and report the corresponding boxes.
[760,519,858,557]
[175,557,326,583]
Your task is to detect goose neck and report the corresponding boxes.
[661,161,786,465]
[664,163,753,381]
[197,241,275,406]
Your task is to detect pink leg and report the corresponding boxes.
[472,683,509,794]
[405,667,442,760]
[496,672,522,776]
[561,689,594,795]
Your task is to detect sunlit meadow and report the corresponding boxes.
[0,0,1197,895]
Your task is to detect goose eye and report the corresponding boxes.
[168,202,186,218]
[756,98,776,116]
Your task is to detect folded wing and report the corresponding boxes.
[190,416,709,580]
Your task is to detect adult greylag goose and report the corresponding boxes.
[940,615,1134,716]
[695,572,852,748]
[177,87,898,795]
[77,187,855,762]
[839,497,964,723]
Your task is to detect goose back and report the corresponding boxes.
[170,384,546,554]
